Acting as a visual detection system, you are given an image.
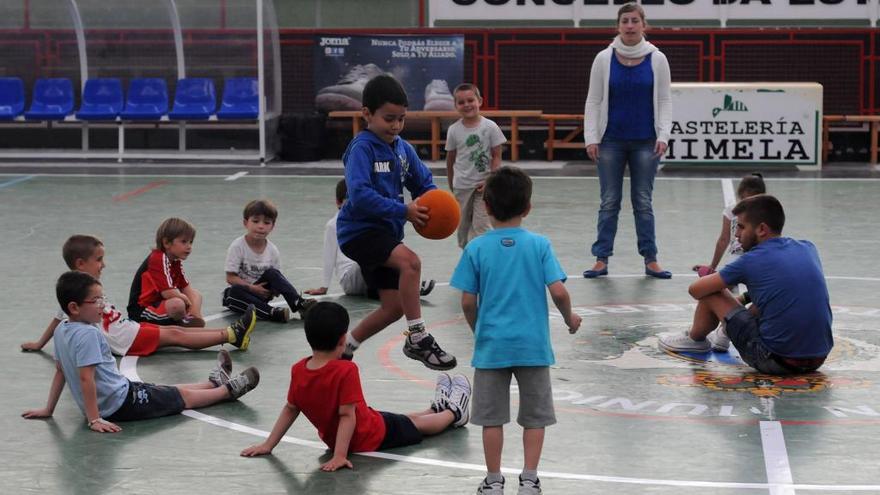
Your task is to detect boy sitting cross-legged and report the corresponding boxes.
[240,301,471,471]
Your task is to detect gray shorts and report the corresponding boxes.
[471,366,556,428]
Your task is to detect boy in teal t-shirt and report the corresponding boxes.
[450,166,582,495]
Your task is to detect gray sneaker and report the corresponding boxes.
[226,367,260,400]
[447,374,472,427]
[297,298,317,320]
[424,79,454,111]
[402,331,457,370]
[430,372,452,413]
[517,476,542,495]
[340,341,356,361]
[208,348,233,387]
[477,477,505,495]
[315,63,385,112]
[707,326,731,352]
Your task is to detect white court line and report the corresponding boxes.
[118,355,879,491]
[761,421,796,495]
[224,171,249,181]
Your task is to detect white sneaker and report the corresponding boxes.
[707,326,731,352]
[430,372,452,413]
[424,79,454,111]
[315,63,385,112]
[658,332,711,353]
[477,477,505,494]
[517,476,542,495]
[447,374,472,427]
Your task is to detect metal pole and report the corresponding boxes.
[257,0,266,163]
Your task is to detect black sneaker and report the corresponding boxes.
[230,304,257,350]
[419,279,436,297]
[226,367,260,400]
[270,307,290,323]
[340,341,356,361]
[402,332,457,370]
[297,298,317,319]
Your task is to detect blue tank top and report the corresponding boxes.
[604,51,656,141]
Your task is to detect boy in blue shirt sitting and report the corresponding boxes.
[659,194,833,374]
[451,166,582,495]
[336,74,455,370]
[23,271,260,432]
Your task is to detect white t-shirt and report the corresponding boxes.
[723,205,743,257]
[225,235,281,284]
[323,213,368,295]
[445,116,506,190]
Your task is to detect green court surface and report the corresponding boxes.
[2,170,879,494]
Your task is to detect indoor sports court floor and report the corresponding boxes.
[3,164,880,494]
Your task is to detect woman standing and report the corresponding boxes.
[583,3,672,279]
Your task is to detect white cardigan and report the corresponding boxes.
[583,46,673,146]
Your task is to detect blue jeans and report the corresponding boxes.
[591,138,659,262]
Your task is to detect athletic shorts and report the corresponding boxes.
[126,322,160,356]
[471,367,556,428]
[340,230,401,292]
[106,380,185,422]
[377,411,423,450]
[131,300,177,326]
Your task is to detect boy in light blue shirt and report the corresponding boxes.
[450,166,582,495]
[23,271,260,433]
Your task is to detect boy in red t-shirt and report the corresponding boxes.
[240,301,471,471]
[127,218,205,327]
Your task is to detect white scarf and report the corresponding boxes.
[610,35,658,59]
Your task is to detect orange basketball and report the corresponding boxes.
[414,189,461,240]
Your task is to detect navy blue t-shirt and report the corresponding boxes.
[604,51,655,141]
[719,237,833,358]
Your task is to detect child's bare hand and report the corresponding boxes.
[406,201,429,228]
[321,455,353,472]
[240,444,273,457]
[22,408,52,419]
[566,313,582,334]
[475,181,485,192]
[89,419,122,433]
[250,282,272,299]
[304,287,328,296]
[21,341,42,352]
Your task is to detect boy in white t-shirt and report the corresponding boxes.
[444,83,507,249]
[223,200,315,323]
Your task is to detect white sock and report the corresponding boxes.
[407,318,427,343]
[486,472,504,484]
[345,333,361,351]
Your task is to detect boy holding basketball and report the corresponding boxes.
[451,166,582,494]
[445,83,506,248]
[336,74,456,370]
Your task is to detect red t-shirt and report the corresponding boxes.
[136,249,189,307]
[287,358,386,453]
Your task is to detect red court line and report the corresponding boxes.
[112,180,170,202]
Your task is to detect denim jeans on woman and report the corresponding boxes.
[591,138,659,262]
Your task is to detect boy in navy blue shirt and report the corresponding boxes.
[659,194,833,374]
[336,74,456,370]
[451,166,582,494]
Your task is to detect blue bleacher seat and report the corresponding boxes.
[217,77,259,120]
[24,78,74,121]
[121,78,169,120]
[168,78,216,120]
[0,77,25,120]
[76,78,123,120]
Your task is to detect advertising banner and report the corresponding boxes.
[665,83,822,168]
[314,34,464,113]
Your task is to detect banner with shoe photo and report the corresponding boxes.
[314,35,464,112]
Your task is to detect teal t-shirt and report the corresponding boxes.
[450,227,567,369]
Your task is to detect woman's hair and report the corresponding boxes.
[737,172,766,199]
[617,2,646,24]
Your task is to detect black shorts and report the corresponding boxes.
[340,230,401,292]
[377,411,423,450]
[106,380,186,422]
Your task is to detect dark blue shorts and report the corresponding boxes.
[377,411,422,450]
[724,308,823,375]
[106,380,186,422]
[340,230,401,292]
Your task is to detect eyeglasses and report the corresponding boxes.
[82,296,106,306]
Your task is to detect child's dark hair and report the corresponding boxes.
[304,301,350,351]
[453,83,482,100]
[243,199,278,223]
[335,179,348,203]
[155,218,196,250]
[484,166,532,222]
[362,74,408,113]
[62,235,103,270]
[732,194,785,234]
[737,172,766,199]
[56,271,101,316]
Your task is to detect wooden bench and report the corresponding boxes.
[542,113,585,161]
[328,110,542,162]
[822,114,880,164]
